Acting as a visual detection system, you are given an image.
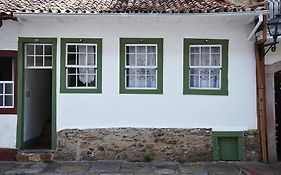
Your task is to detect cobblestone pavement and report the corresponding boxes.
[0,161,280,175]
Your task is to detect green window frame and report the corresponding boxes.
[183,38,228,95]
[60,38,102,93]
[119,38,163,94]
[212,131,244,161]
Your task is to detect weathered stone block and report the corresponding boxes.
[244,129,260,161]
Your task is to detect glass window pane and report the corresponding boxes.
[126,54,135,66]
[36,45,43,55]
[26,56,34,67]
[77,45,86,53]
[45,56,52,66]
[68,45,76,53]
[0,83,3,94]
[126,46,135,53]
[78,74,87,87]
[26,45,34,55]
[87,54,95,66]
[67,54,76,65]
[190,47,199,53]
[210,69,220,88]
[147,46,156,53]
[211,54,220,66]
[211,47,220,54]
[87,68,96,74]
[190,68,199,75]
[126,75,135,87]
[199,69,210,88]
[67,68,76,74]
[201,47,210,54]
[78,68,87,74]
[190,53,199,66]
[136,75,146,87]
[147,69,156,76]
[45,45,52,55]
[190,75,199,88]
[147,54,156,66]
[136,54,146,66]
[147,75,156,88]
[0,95,3,106]
[77,54,86,65]
[87,45,96,53]
[4,95,13,106]
[137,46,146,53]
[35,56,44,66]
[68,75,76,87]
[88,75,96,87]
[126,68,135,76]
[201,55,210,66]
[136,68,145,76]
[5,83,13,94]
[86,75,95,84]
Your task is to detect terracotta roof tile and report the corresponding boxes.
[0,0,266,14]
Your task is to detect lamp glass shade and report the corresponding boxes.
[267,14,281,37]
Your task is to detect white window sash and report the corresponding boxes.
[125,44,158,89]
[189,45,222,90]
[0,81,14,108]
[65,43,98,89]
[25,44,53,69]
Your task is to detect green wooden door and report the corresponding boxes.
[218,137,239,160]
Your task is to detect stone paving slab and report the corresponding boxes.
[0,162,19,175]
[4,162,47,174]
[179,163,206,174]
[206,162,243,175]
[89,160,122,173]
[0,161,280,175]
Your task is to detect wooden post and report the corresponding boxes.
[255,44,268,162]
[255,13,268,162]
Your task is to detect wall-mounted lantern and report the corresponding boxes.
[263,14,281,55]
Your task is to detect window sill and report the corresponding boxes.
[120,88,163,94]
[183,89,228,96]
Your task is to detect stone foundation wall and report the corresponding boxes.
[55,128,212,161]
[244,130,260,161]
[55,128,260,161]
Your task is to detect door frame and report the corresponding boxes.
[265,61,281,162]
[16,37,57,150]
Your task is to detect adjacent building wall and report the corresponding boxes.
[0,20,19,148]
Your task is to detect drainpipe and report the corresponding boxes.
[248,13,263,41]
[0,13,17,28]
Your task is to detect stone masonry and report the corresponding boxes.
[55,128,260,162]
[55,128,212,161]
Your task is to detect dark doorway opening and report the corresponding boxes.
[23,69,52,149]
[274,70,281,161]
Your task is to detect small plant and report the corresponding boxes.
[143,155,152,162]
[43,160,54,163]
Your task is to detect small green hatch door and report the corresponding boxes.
[218,137,239,160]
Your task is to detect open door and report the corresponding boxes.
[17,38,57,150]
[274,70,281,161]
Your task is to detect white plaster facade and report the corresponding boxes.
[0,13,260,148]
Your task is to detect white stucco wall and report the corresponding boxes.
[0,115,17,148]
[0,14,259,148]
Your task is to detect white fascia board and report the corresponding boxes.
[13,10,268,18]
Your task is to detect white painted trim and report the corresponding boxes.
[13,11,269,17]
